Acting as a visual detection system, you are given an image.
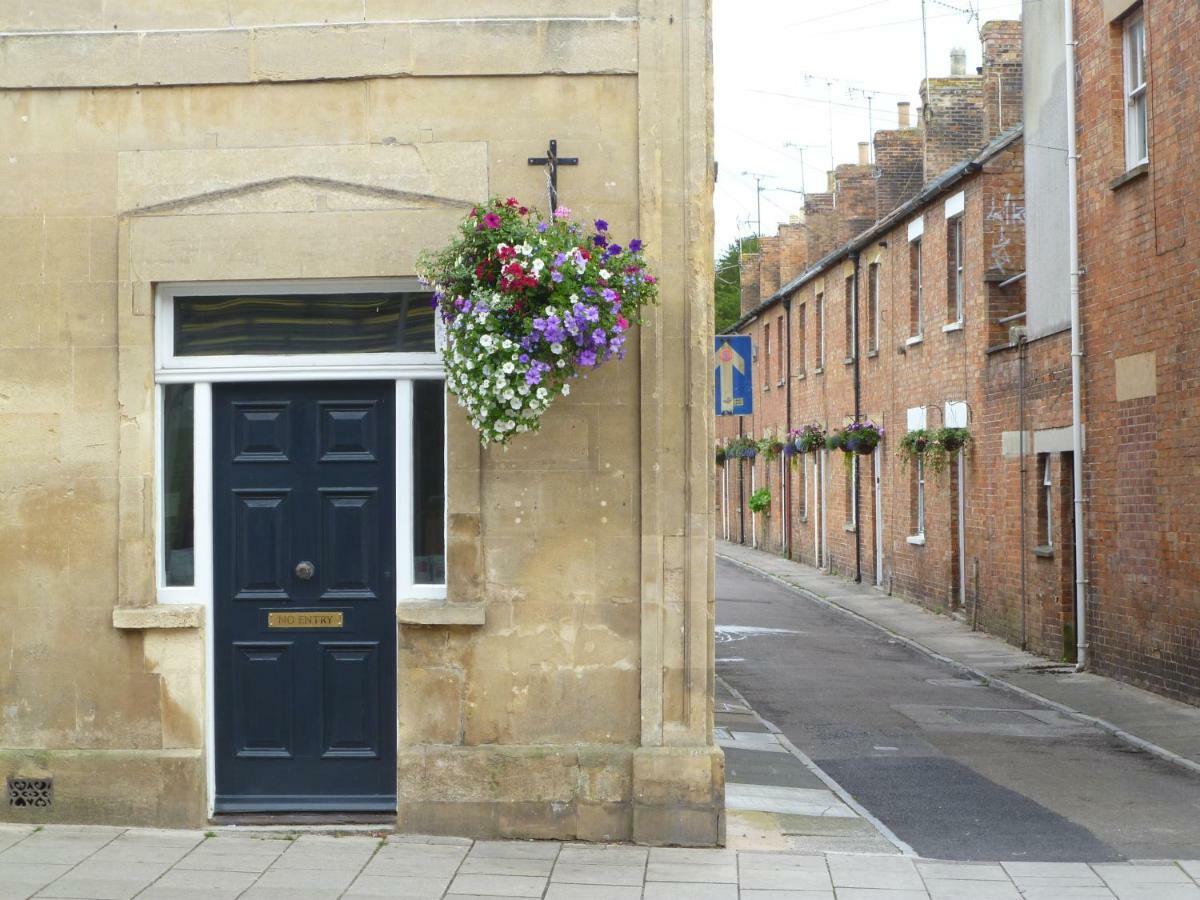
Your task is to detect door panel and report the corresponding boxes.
[232,643,294,758]
[214,381,396,813]
[320,643,381,758]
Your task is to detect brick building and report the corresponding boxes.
[718,5,1200,706]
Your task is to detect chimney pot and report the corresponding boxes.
[858,142,870,165]
[951,47,967,76]
[897,101,911,128]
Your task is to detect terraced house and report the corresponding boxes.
[719,1,1200,706]
[0,1,724,841]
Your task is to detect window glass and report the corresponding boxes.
[163,384,195,586]
[413,380,446,585]
[1124,13,1148,167]
[173,292,434,356]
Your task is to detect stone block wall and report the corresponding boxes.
[1,0,724,840]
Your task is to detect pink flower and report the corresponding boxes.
[616,315,629,331]
[553,206,572,219]
[483,213,502,229]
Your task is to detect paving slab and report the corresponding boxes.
[0,862,71,900]
[556,845,647,867]
[645,861,738,883]
[738,866,833,891]
[642,883,739,900]
[460,856,553,877]
[446,873,547,897]
[342,874,451,898]
[542,885,641,900]
[726,783,857,818]
[467,841,560,860]
[550,861,643,885]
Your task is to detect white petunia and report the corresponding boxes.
[551,342,563,354]
[562,384,571,396]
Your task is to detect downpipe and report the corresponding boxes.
[784,296,793,559]
[851,252,862,583]
[1064,0,1089,670]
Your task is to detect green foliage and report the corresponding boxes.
[898,427,971,475]
[748,487,771,515]
[715,236,759,334]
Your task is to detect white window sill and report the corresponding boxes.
[844,522,857,532]
[905,335,924,347]
[943,321,964,333]
[813,366,824,375]
[906,534,926,546]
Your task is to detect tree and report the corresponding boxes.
[714,236,758,334]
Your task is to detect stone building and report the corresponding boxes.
[719,4,1200,706]
[0,2,724,842]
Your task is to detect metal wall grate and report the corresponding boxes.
[7,777,53,809]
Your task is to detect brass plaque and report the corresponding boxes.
[268,611,344,629]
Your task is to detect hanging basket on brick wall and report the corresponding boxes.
[844,420,884,456]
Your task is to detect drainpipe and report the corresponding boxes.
[1018,334,1028,649]
[851,252,862,583]
[738,415,745,544]
[783,296,793,558]
[1064,0,1089,670]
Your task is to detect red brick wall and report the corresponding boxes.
[1071,0,1200,701]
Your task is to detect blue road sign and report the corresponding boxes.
[714,335,753,416]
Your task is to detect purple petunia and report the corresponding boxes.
[594,219,609,232]
[628,239,643,253]
[483,212,502,229]
[605,244,622,257]
[577,349,597,367]
[593,235,607,247]
[537,222,549,233]
[551,270,564,283]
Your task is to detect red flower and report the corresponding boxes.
[579,248,591,261]
[518,206,528,215]
[498,245,517,259]
[506,197,519,207]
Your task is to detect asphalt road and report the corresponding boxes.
[716,557,1200,862]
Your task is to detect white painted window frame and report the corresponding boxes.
[815,293,825,369]
[1123,9,1148,170]
[1043,454,1054,549]
[153,279,447,608]
[848,454,858,529]
[868,262,881,353]
[949,215,964,325]
[910,238,924,340]
[907,406,927,544]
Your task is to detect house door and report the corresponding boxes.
[213,381,396,813]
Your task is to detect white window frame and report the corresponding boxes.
[950,216,964,324]
[153,279,447,607]
[911,239,924,340]
[845,275,857,361]
[1043,454,1054,549]
[1123,9,1148,170]
[848,455,858,529]
[815,293,825,369]
[868,262,881,353]
[915,458,926,539]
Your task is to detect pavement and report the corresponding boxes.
[714,545,1200,862]
[716,540,1200,776]
[3,824,1200,900]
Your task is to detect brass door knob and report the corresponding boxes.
[294,561,316,581]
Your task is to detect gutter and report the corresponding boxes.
[731,125,1025,332]
[783,295,793,560]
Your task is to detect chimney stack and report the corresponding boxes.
[897,101,911,128]
[858,142,871,165]
[950,47,967,76]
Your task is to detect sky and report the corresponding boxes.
[714,0,1024,254]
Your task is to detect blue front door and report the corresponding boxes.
[213,381,396,813]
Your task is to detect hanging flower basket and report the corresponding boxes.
[715,445,727,466]
[726,436,757,459]
[748,487,771,516]
[826,430,846,452]
[795,423,826,453]
[844,420,884,456]
[758,437,786,461]
[418,198,658,446]
[936,426,971,455]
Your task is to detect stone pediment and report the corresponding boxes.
[118,142,487,217]
[124,175,475,217]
